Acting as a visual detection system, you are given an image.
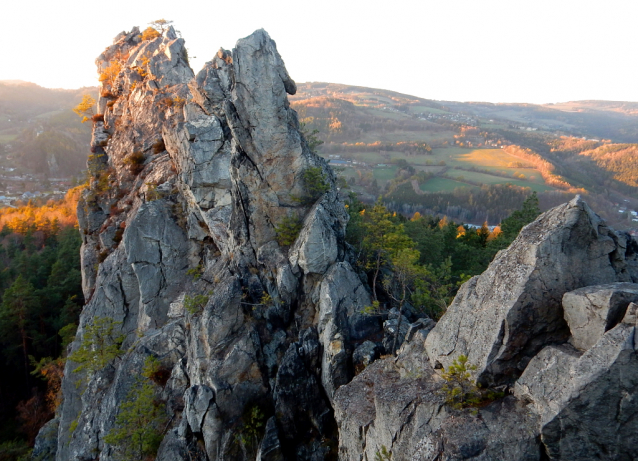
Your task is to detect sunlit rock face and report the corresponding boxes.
[425,196,638,387]
[36,24,638,461]
[48,26,372,461]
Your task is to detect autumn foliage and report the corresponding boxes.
[72,94,96,124]
[99,60,123,88]
[0,185,84,235]
[141,27,160,41]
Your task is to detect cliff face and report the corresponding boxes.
[41,26,372,461]
[35,27,638,461]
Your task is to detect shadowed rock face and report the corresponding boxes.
[48,27,378,461]
[562,282,638,350]
[425,196,638,387]
[334,199,638,461]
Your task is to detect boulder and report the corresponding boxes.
[272,328,331,442]
[334,337,541,461]
[382,308,410,353]
[515,303,638,459]
[289,203,339,275]
[425,196,638,386]
[184,385,215,433]
[31,417,58,461]
[352,340,382,373]
[256,417,284,461]
[562,282,638,350]
[317,262,379,399]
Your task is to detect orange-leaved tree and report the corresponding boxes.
[73,94,96,124]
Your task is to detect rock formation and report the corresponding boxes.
[334,197,638,461]
[35,25,638,461]
[39,26,375,461]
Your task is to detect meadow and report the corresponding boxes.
[419,177,476,192]
[328,146,555,193]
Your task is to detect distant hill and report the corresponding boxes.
[291,83,638,229]
[1,80,636,229]
[0,81,97,178]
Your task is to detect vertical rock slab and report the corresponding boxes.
[317,262,378,400]
[54,25,379,461]
[562,282,638,350]
[515,304,638,460]
[425,196,638,386]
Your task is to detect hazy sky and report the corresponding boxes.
[5,0,638,103]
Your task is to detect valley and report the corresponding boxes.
[290,82,638,232]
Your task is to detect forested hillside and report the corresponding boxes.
[0,81,96,179]
[0,189,83,458]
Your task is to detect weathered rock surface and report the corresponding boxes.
[515,302,638,460]
[334,335,541,461]
[425,196,638,386]
[47,26,370,461]
[562,282,638,350]
[335,198,638,460]
[37,23,638,461]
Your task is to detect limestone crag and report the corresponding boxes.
[334,198,638,461]
[38,25,638,461]
[45,27,379,461]
[425,196,638,386]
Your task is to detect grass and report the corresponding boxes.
[0,134,17,143]
[445,170,554,192]
[410,105,451,114]
[364,107,410,121]
[373,167,397,182]
[327,146,556,193]
[356,130,453,144]
[455,148,534,168]
[478,122,507,129]
[419,177,477,192]
[414,165,446,173]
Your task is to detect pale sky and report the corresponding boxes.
[4,0,638,104]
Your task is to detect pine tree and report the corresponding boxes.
[68,317,124,374]
[104,379,166,460]
[0,275,41,386]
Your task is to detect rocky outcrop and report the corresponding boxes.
[38,24,638,461]
[562,282,638,350]
[335,198,638,461]
[425,196,638,386]
[45,26,382,461]
[515,302,638,460]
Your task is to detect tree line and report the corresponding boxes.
[345,192,541,342]
[0,198,83,456]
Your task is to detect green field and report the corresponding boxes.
[373,166,397,182]
[410,105,451,114]
[445,170,554,192]
[365,107,411,121]
[355,130,450,144]
[329,147,555,193]
[0,134,17,144]
[415,165,446,173]
[419,177,476,192]
[455,148,534,168]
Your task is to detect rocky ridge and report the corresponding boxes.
[40,26,369,461]
[335,196,638,460]
[35,26,638,461]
